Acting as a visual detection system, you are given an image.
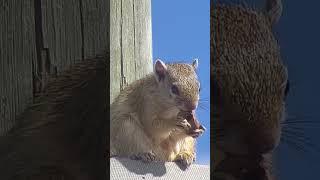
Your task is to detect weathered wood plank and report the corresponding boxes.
[99,0,109,53]
[22,0,36,109]
[1,0,110,135]
[132,0,153,80]
[106,0,110,54]
[0,0,36,135]
[121,0,135,86]
[110,0,153,103]
[82,0,98,58]
[44,0,79,71]
[110,0,122,104]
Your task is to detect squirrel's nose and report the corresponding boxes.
[199,125,206,131]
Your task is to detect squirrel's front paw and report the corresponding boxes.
[176,119,191,130]
[175,151,195,168]
[130,152,156,163]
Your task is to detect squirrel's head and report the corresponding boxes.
[153,59,200,112]
[212,0,288,156]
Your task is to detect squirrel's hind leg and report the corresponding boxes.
[110,115,156,162]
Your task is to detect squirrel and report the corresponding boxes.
[0,56,108,180]
[110,59,206,167]
[211,0,287,179]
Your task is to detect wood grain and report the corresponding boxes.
[110,0,153,104]
[0,0,110,135]
[0,0,35,134]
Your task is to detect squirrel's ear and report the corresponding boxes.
[154,59,167,82]
[192,58,199,70]
[265,0,282,26]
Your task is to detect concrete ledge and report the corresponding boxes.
[110,158,210,180]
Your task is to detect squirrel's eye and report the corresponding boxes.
[284,80,290,97]
[199,87,201,92]
[171,85,180,95]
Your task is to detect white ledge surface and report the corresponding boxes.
[110,158,210,180]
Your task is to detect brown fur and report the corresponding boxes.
[211,1,286,179]
[0,56,107,180]
[110,60,204,166]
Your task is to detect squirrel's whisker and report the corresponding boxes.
[198,103,209,111]
[280,135,307,153]
[281,120,320,126]
[285,114,318,121]
[281,126,305,133]
[281,131,320,153]
[281,138,307,154]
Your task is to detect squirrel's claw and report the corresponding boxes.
[177,119,191,130]
[130,152,156,163]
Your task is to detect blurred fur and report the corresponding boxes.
[211,0,286,179]
[0,56,107,180]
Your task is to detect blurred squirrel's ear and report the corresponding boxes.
[154,59,167,82]
[265,0,282,26]
[192,58,199,70]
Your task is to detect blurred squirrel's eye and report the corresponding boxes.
[171,85,180,95]
[284,80,290,97]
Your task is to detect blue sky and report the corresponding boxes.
[151,0,210,165]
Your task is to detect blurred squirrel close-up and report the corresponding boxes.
[211,0,288,179]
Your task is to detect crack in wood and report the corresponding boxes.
[79,0,85,60]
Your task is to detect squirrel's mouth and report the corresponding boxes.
[188,128,205,138]
[176,110,206,138]
[176,124,185,128]
[175,124,205,138]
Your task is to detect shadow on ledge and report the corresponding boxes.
[113,157,167,176]
[110,157,210,180]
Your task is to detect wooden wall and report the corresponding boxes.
[0,0,109,135]
[110,0,153,104]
